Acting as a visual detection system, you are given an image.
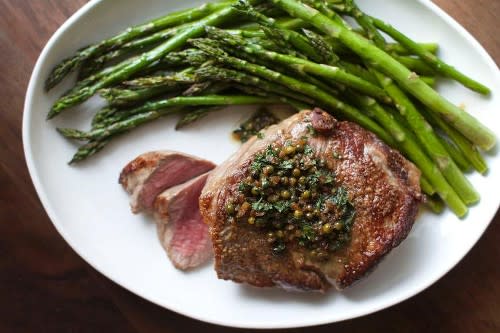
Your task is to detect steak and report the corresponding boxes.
[200,108,422,292]
[119,151,215,213]
[153,172,212,270]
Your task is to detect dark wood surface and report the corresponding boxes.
[1,0,499,332]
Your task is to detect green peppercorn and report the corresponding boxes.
[251,187,261,196]
[284,145,296,155]
[289,177,297,186]
[226,203,235,215]
[247,216,255,225]
[260,177,270,189]
[280,190,291,199]
[298,176,306,184]
[301,190,311,200]
[270,176,281,186]
[263,165,274,175]
[334,222,344,230]
[322,223,333,234]
[293,209,303,219]
[292,168,301,177]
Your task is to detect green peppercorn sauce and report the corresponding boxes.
[232,109,279,143]
[226,138,356,261]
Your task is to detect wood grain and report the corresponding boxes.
[0,0,498,332]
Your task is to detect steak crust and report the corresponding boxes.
[200,109,421,292]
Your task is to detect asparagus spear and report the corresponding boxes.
[97,67,195,108]
[80,3,288,78]
[270,0,496,151]
[191,38,394,145]
[176,76,311,130]
[123,74,195,88]
[175,106,225,129]
[385,42,439,56]
[370,69,479,205]
[420,177,435,196]
[205,27,391,103]
[45,1,232,90]
[95,82,230,129]
[339,0,387,49]
[301,28,340,64]
[233,1,324,62]
[388,104,471,173]
[58,95,280,141]
[393,56,435,76]
[425,194,445,214]
[79,24,193,78]
[370,16,491,95]
[69,138,112,164]
[48,2,260,119]
[99,85,183,108]
[420,107,488,174]
[195,65,316,105]
[437,134,472,172]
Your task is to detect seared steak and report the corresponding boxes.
[119,151,215,213]
[200,109,421,292]
[154,172,212,270]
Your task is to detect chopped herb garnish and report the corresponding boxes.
[252,199,274,212]
[304,144,314,156]
[231,137,356,260]
[306,124,317,136]
[274,200,291,213]
[278,159,294,170]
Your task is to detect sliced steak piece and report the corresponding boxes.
[153,172,212,270]
[119,151,215,213]
[200,108,422,292]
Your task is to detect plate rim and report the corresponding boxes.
[22,0,500,328]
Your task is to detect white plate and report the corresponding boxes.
[23,0,500,328]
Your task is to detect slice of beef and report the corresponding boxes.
[119,151,215,213]
[200,108,422,292]
[153,172,212,270]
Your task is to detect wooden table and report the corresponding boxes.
[1,0,498,332]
